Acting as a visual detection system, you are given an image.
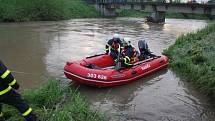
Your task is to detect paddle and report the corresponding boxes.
[86,53,106,59]
[115,44,121,70]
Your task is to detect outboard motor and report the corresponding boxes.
[138,40,152,61]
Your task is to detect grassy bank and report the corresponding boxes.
[163,22,215,99]
[0,0,101,22]
[117,9,214,20]
[3,80,104,121]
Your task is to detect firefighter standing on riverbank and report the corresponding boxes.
[0,60,37,121]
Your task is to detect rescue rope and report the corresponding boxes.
[11,69,69,80]
[11,71,44,76]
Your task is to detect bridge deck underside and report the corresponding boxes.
[98,2,215,15]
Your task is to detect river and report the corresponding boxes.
[0,18,214,121]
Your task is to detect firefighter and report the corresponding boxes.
[105,34,123,61]
[0,60,37,121]
[138,40,154,61]
[120,38,137,68]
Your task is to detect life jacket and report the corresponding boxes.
[111,41,120,49]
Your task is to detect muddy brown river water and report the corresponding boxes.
[0,18,215,121]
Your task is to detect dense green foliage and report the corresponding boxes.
[163,22,215,99]
[3,80,104,121]
[0,0,100,22]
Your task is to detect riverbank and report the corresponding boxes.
[163,22,215,99]
[117,10,214,20]
[0,0,100,22]
[3,80,104,121]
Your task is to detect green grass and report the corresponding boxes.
[163,22,215,99]
[2,80,105,121]
[0,0,101,22]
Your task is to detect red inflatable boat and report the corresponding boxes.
[64,54,169,87]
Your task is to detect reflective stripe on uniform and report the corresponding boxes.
[124,62,132,66]
[117,44,121,52]
[123,58,127,63]
[125,56,130,62]
[109,46,111,53]
[0,112,3,117]
[0,86,12,95]
[1,70,10,79]
[22,108,32,116]
[123,57,132,66]
[9,79,16,86]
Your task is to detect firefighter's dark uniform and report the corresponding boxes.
[138,40,152,61]
[105,38,123,61]
[121,45,137,68]
[0,60,37,121]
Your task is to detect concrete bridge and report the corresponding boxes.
[93,0,215,23]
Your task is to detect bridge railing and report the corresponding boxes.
[95,0,211,4]
[96,0,173,4]
[96,0,158,4]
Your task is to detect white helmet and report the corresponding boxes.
[113,34,120,39]
[123,37,131,46]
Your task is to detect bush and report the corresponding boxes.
[0,0,100,22]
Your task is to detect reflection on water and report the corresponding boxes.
[0,18,214,121]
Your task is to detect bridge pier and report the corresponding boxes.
[96,4,117,17]
[146,11,166,23]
